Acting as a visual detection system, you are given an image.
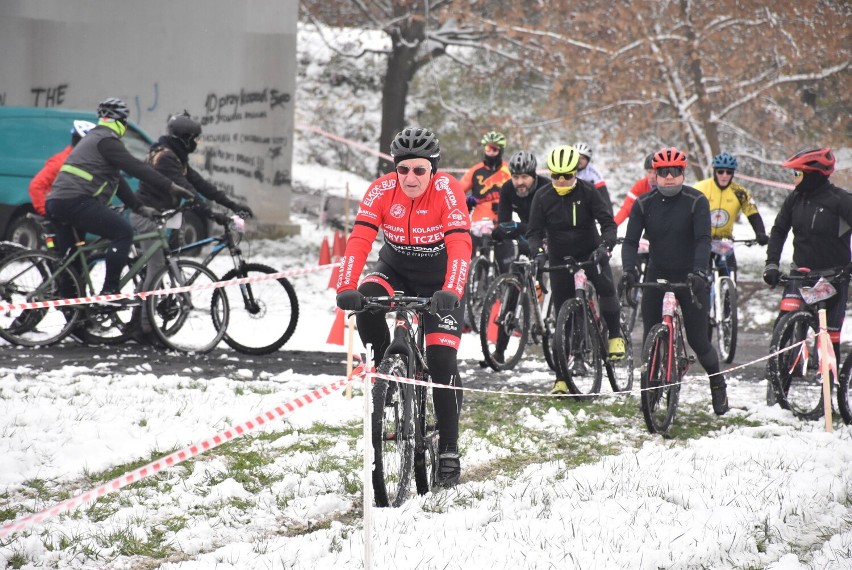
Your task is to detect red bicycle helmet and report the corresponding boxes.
[781,148,835,176]
[652,147,687,169]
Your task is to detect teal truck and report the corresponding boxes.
[0,107,208,248]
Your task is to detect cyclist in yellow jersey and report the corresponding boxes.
[694,152,769,275]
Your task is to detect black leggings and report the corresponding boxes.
[641,268,721,377]
[356,269,464,454]
[46,196,133,293]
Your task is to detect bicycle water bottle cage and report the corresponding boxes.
[662,291,677,317]
[799,277,837,305]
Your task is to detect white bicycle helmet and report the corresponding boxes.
[573,142,592,159]
[72,120,96,138]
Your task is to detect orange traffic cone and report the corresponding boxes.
[328,262,341,289]
[319,237,331,265]
[326,308,345,345]
[332,230,346,259]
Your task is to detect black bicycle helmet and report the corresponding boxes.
[508,151,537,176]
[97,98,130,121]
[390,127,441,171]
[167,112,202,152]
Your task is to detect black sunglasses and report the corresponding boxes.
[656,166,684,178]
[396,165,430,176]
[714,168,735,176]
[550,171,576,180]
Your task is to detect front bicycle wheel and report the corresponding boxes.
[554,299,603,398]
[768,311,826,420]
[640,323,681,434]
[372,355,415,507]
[146,260,228,353]
[606,319,634,393]
[466,256,497,334]
[479,274,530,371]
[0,251,82,346]
[837,354,852,425]
[413,381,438,496]
[717,277,738,363]
[218,263,299,355]
[541,295,559,373]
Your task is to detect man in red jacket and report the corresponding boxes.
[336,126,472,489]
[29,120,96,215]
[614,153,656,226]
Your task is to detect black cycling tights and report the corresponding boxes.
[356,281,463,454]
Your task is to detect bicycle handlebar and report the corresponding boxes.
[355,295,434,316]
[778,264,852,285]
[628,279,703,310]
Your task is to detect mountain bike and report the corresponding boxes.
[618,237,649,336]
[465,220,500,333]
[478,256,558,373]
[355,294,439,508]
[707,238,758,363]
[552,257,634,399]
[0,203,228,352]
[766,267,850,420]
[629,280,698,434]
[171,212,299,355]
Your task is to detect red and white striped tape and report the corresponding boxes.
[0,261,341,314]
[0,368,363,540]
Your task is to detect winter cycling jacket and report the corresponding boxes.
[766,179,852,271]
[337,171,472,297]
[29,146,71,215]
[694,178,764,239]
[496,174,548,235]
[460,161,511,221]
[622,185,711,277]
[614,176,653,226]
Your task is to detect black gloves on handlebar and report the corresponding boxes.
[169,183,195,201]
[620,269,639,291]
[592,244,611,264]
[135,205,159,219]
[431,290,460,312]
[465,195,478,209]
[212,211,231,226]
[687,271,708,296]
[336,289,364,311]
[763,264,780,287]
[534,249,548,273]
[755,233,769,246]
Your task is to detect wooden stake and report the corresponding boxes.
[818,309,833,432]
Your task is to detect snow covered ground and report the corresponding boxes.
[1,204,851,569]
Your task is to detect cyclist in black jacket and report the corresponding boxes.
[621,147,729,415]
[527,145,623,395]
[492,150,546,273]
[763,148,852,360]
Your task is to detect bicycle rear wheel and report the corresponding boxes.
[413,381,438,496]
[218,263,299,355]
[479,274,530,371]
[837,354,852,425]
[606,319,634,393]
[640,323,681,434]
[73,254,139,345]
[554,299,603,398]
[146,260,228,353]
[717,277,737,363]
[466,256,497,334]
[372,355,415,507]
[0,251,82,346]
[768,311,826,420]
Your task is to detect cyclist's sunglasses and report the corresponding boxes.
[396,165,431,176]
[714,168,735,176]
[792,170,803,177]
[655,166,684,178]
[550,171,576,180]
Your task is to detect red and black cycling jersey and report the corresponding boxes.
[337,171,472,297]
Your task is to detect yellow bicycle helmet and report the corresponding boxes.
[480,131,507,149]
[547,145,581,173]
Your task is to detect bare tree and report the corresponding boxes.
[460,0,850,178]
[301,0,490,175]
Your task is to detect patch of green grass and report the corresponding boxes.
[5,550,28,569]
[0,505,18,522]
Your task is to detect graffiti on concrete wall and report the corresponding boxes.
[30,84,69,107]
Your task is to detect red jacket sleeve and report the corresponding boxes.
[336,175,390,292]
[614,178,650,226]
[29,146,71,215]
[437,174,473,296]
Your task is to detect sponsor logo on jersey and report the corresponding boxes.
[437,313,458,331]
[390,203,406,218]
[416,209,428,215]
[363,186,386,208]
[412,225,441,234]
[447,208,467,225]
[710,209,730,228]
[357,208,378,220]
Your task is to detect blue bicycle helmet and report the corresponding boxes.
[712,152,737,170]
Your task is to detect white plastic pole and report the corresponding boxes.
[363,344,373,569]
[818,309,833,432]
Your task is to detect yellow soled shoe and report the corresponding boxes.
[550,380,569,395]
[608,337,626,361]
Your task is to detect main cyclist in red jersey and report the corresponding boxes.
[336,127,472,488]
